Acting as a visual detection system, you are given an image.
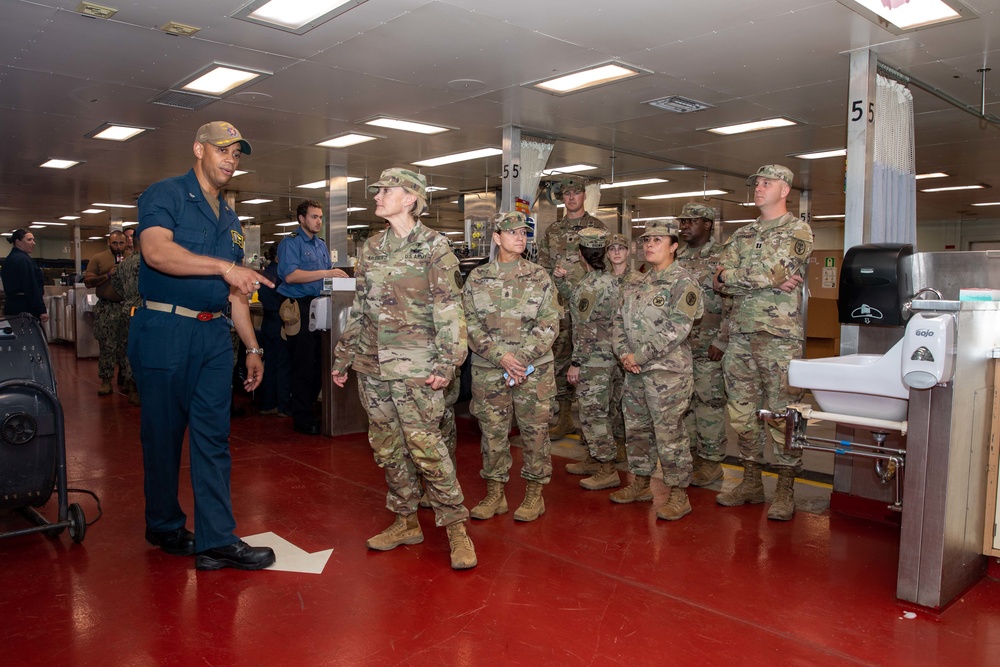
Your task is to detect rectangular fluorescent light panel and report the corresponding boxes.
[413,148,503,168]
[40,159,80,169]
[814,214,846,219]
[601,178,668,189]
[844,0,962,31]
[970,202,1000,207]
[365,117,450,135]
[542,164,598,176]
[425,186,447,192]
[92,203,136,209]
[240,198,273,204]
[347,224,368,230]
[274,231,294,236]
[90,124,150,142]
[706,118,797,135]
[725,219,757,224]
[316,133,379,148]
[346,207,367,213]
[182,65,266,95]
[233,170,249,177]
[28,225,45,229]
[60,216,81,221]
[791,148,847,160]
[640,190,727,200]
[238,216,254,221]
[276,221,299,227]
[920,184,986,193]
[632,216,677,223]
[82,209,105,214]
[234,0,369,34]
[31,221,68,226]
[532,63,645,95]
[916,172,949,180]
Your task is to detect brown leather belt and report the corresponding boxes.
[143,300,223,321]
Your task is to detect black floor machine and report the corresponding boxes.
[0,313,86,543]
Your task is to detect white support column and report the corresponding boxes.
[325,159,349,268]
[500,125,521,213]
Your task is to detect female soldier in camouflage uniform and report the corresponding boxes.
[560,228,621,491]
[464,211,560,523]
[606,233,633,463]
[331,168,476,570]
[611,220,703,521]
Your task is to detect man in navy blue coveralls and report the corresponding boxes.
[129,121,275,571]
[277,199,348,435]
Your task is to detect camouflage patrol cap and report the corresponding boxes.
[368,168,427,198]
[195,121,252,155]
[494,210,531,232]
[639,219,680,238]
[676,202,716,221]
[747,164,794,187]
[607,233,630,249]
[577,227,607,249]
[558,176,587,194]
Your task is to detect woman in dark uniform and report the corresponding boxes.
[2,229,48,322]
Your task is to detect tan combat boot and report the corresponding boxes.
[470,480,508,519]
[365,513,423,551]
[98,380,113,396]
[514,481,545,521]
[716,461,765,506]
[767,468,797,521]
[446,522,477,569]
[565,454,601,476]
[656,487,692,521]
[609,474,652,504]
[691,455,723,487]
[580,461,620,490]
[548,401,576,440]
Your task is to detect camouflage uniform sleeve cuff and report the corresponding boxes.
[632,350,647,366]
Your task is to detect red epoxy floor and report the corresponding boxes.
[2,344,999,666]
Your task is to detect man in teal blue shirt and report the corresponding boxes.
[277,199,348,434]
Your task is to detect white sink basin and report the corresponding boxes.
[788,340,910,422]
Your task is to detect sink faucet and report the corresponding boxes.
[903,287,943,316]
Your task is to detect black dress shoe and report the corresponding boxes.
[195,540,276,571]
[293,421,321,435]
[145,527,196,556]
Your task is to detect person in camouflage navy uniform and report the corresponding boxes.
[558,228,622,492]
[464,211,559,523]
[111,229,142,405]
[84,230,128,396]
[537,176,608,445]
[332,168,476,570]
[713,165,812,522]
[611,219,703,521]
[606,233,633,460]
[676,202,731,487]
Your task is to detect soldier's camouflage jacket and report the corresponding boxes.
[537,213,608,288]
[676,238,731,355]
[558,269,620,368]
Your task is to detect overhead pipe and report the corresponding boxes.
[877,62,1000,126]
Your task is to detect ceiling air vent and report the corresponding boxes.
[644,95,715,113]
[150,90,219,111]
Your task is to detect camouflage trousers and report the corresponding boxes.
[470,363,554,484]
[93,299,128,381]
[576,364,618,463]
[357,373,469,527]
[684,355,727,462]
[723,332,804,471]
[119,303,136,384]
[623,369,693,487]
[439,377,460,463]
[552,314,576,404]
[610,362,625,444]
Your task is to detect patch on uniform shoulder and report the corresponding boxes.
[678,287,700,317]
[452,269,464,291]
[652,295,666,307]
[794,239,806,256]
[231,230,244,248]
[686,291,697,306]
[578,297,590,313]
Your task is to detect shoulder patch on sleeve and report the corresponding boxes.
[678,286,700,318]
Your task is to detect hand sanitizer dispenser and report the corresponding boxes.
[901,312,956,389]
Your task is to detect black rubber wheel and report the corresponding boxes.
[68,503,86,543]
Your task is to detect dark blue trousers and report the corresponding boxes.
[128,308,238,551]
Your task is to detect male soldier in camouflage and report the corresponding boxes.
[560,228,622,491]
[332,167,476,570]
[537,176,608,454]
[713,165,812,521]
[606,233,633,459]
[676,203,730,487]
[464,211,559,523]
[111,229,142,405]
[612,220,703,520]
[84,230,128,395]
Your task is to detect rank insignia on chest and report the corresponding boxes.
[652,295,666,307]
[755,241,763,249]
[231,230,244,248]
[503,288,512,299]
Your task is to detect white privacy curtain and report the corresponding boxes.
[872,74,917,246]
[517,136,554,261]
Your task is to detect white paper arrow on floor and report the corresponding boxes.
[242,532,333,574]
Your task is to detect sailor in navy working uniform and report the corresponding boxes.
[129,121,275,571]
